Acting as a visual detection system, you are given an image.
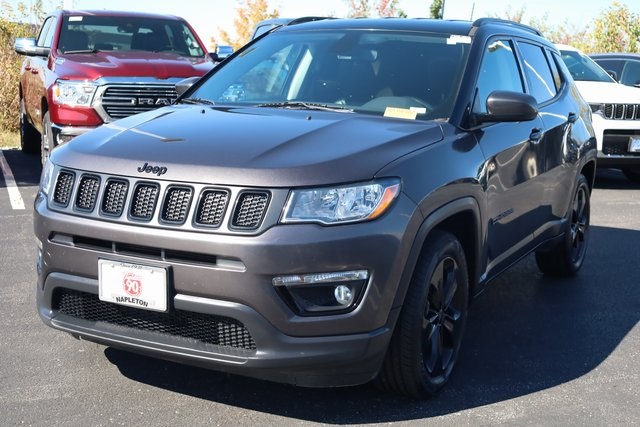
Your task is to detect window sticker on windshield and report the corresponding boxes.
[384,107,418,120]
[447,35,471,45]
[69,16,83,22]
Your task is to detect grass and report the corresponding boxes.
[0,130,20,150]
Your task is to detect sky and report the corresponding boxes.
[4,0,638,46]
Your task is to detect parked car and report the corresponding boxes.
[215,45,234,60]
[34,17,596,398]
[590,52,640,88]
[14,10,215,164]
[558,44,640,182]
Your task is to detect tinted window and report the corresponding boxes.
[559,49,614,83]
[621,60,640,86]
[475,39,523,114]
[59,15,204,56]
[191,29,470,120]
[37,16,56,47]
[519,42,557,103]
[593,58,624,77]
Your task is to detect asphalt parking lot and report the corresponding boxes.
[0,148,638,426]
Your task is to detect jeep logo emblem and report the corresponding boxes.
[137,98,174,106]
[137,162,168,176]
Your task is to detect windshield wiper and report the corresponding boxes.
[255,101,353,112]
[180,98,215,105]
[63,49,100,54]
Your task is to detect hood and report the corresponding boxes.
[53,51,214,81]
[52,105,444,187]
[574,81,640,104]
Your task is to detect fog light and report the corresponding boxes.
[334,285,353,306]
[273,270,369,315]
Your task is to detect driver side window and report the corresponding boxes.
[475,39,524,114]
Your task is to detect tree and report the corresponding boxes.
[0,1,46,132]
[588,1,640,53]
[429,0,443,19]
[218,0,280,50]
[344,0,406,18]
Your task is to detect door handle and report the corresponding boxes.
[568,112,577,123]
[529,128,542,144]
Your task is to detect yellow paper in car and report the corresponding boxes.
[383,107,418,120]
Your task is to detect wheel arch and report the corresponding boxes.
[390,197,483,314]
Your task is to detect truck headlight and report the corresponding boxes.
[53,80,97,107]
[282,179,400,225]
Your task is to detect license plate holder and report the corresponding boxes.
[98,259,168,312]
[629,136,640,153]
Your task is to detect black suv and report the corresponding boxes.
[34,17,597,398]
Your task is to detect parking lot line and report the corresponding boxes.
[0,150,26,210]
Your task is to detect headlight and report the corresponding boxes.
[53,80,97,107]
[39,159,55,196]
[282,179,400,225]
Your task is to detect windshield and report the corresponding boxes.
[59,15,205,57]
[559,49,615,83]
[189,29,470,120]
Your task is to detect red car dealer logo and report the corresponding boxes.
[123,272,143,297]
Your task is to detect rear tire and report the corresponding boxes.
[19,98,40,154]
[535,174,590,276]
[375,230,469,398]
[622,168,640,183]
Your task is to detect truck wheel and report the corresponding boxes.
[375,230,469,398]
[41,111,55,165]
[535,174,590,276]
[622,168,640,183]
[20,98,40,154]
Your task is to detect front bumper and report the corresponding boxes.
[591,114,640,168]
[51,123,97,146]
[34,190,420,386]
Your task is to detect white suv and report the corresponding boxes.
[558,44,640,182]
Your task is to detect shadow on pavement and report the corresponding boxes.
[0,149,41,187]
[104,223,640,423]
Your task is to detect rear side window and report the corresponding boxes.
[475,39,523,114]
[518,42,557,104]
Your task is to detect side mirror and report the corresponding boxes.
[475,90,538,124]
[208,52,221,62]
[175,76,201,97]
[14,37,37,55]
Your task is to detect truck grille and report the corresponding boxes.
[54,289,257,351]
[97,85,177,121]
[51,169,271,232]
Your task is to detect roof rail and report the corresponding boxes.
[286,16,334,26]
[472,17,542,36]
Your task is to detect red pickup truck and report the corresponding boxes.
[14,10,216,163]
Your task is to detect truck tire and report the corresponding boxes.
[535,174,590,276]
[20,98,40,154]
[375,230,469,398]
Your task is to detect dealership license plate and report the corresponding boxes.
[629,136,640,153]
[99,259,167,312]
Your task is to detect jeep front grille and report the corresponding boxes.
[601,104,640,120]
[54,288,257,352]
[97,85,177,121]
[232,192,270,229]
[130,183,160,220]
[50,169,273,233]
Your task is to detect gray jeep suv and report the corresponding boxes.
[34,17,597,398]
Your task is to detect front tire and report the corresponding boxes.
[535,174,590,276]
[19,98,40,154]
[375,230,469,398]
